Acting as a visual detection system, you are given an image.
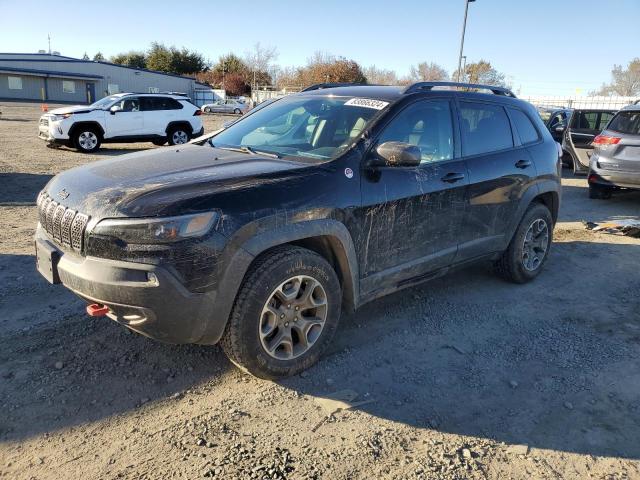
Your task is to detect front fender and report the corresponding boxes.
[196,218,359,345]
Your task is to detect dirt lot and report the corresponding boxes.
[1,101,639,480]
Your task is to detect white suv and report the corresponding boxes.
[38,93,204,153]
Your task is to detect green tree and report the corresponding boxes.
[81,52,89,60]
[146,42,174,72]
[93,52,105,61]
[111,51,147,69]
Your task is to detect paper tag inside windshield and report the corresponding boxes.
[345,98,389,110]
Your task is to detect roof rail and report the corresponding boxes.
[301,82,366,92]
[404,81,516,98]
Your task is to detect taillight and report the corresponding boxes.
[193,109,202,116]
[592,135,621,146]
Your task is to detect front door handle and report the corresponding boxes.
[515,159,532,169]
[441,172,465,183]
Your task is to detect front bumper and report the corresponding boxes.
[38,119,70,144]
[35,225,225,344]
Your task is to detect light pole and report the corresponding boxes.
[456,0,475,83]
[461,55,467,82]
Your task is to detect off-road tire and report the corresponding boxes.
[221,246,342,379]
[589,183,612,199]
[494,203,553,284]
[72,128,101,153]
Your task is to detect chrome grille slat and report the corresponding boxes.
[71,214,89,251]
[52,205,66,242]
[37,191,90,254]
[60,209,76,247]
[45,201,58,233]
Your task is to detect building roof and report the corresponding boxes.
[0,65,103,80]
[0,53,196,81]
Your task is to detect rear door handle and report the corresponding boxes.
[515,159,532,169]
[441,172,465,183]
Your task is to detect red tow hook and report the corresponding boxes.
[86,303,110,317]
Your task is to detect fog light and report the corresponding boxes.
[147,272,159,286]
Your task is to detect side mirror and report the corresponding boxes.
[554,125,565,133]
[110,105,122,115]
[374,141,421,167]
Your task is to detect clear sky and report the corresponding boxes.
[1,0,638,96]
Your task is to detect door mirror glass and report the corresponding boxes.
[110,105,122,114]
[375,141,422,167]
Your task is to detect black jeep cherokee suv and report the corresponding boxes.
[35,82,561,378]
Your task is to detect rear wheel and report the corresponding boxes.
[234,108,242,115]
[204,107,211,113]
[494,203,553,284]
[221,247,342,379]
[589,183,613,199]
[73,128,101,153]
[167,126,190,145]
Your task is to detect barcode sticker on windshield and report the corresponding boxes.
[344,98,389,110]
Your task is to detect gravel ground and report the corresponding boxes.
[1,101,639,480]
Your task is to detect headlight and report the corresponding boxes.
[50,113,72,122]
[92,212,217,244]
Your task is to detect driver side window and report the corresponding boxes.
[116,98,140,112]
[377,100,454,164]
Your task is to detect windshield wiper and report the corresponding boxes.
[212,144,281,159]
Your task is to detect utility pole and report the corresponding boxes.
[461,55,467,82]
[456,0,475,82]
[47,33,51,55]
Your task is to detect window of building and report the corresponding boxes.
[459,102,513,156]
[508,108,540,145]
[108,83,119,94]
[8,76,22,90]
[376,99,454,164]
[148,87,159,93]
[62,80,75,94]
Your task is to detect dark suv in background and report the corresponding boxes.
[588,103,640,198]
[35,82,561,378]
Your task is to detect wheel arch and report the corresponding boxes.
[165,121,193,135]
[196,220,360,345]
[502,182,560,250]
[68,121,105,139]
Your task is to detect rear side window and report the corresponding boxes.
[142,97,183,111]
[508,108,540,145]
[459,102,513,156]
[607,111,640,135]
[598,112,615,129]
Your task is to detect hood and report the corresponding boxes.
[48,105,96,115]
[44,145,313,218]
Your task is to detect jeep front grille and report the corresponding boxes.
[37,191,89,253]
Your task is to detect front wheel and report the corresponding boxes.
[73,129,101,153]
[221,247,342,379]
[494,203,553,284]
[204,107,211,113]
[234,108,242,115]
[167,127,190,145]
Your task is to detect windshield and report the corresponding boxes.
[90,95,121,109]
[208,95,386,161]
[607,111,640,135]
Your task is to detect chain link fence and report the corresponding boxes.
[521,95,639,110]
